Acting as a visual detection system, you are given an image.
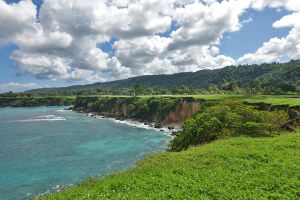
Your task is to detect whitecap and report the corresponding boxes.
[86,112,175,136]
[109,118,172,136]
[11,115,66,122]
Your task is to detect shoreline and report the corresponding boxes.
[84,111,182,136]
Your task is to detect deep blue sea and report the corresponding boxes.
[0,106,170,200]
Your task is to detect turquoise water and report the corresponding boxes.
[0,107,170,200]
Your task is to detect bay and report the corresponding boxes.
[0,106,170,200]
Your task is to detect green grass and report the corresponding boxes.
[40,131,300,200]
[242,95,300,106]
[4,94,298,106]
[98,94,240,100]
[97,94,300,106]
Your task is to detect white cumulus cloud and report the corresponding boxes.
[0,0,36,45]
[238,0,300,64]
[0,0,299,84]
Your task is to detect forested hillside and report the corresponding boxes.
[27,60,300,94]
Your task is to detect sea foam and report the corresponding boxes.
[100,117,173,136]
[12,115,66,122]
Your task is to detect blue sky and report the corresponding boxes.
[220,8,290,59]
[0,0,299,92]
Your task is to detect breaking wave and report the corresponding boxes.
[12,115,66,122]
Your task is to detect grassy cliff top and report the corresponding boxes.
[39,131,300,200]
[1,94,299,108]
[84,94,300,106]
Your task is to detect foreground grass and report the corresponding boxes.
[40,131,300,200]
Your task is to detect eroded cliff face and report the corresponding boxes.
[165,101,202,123]
[73,97,204,124]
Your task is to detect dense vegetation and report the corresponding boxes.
[0,95,75,107]
[38,131,300,200]
[169,101,287,151]
[27,60,300,95]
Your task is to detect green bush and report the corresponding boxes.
[241,122,276,137]
[169,101,287,151]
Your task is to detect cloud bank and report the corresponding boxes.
[0,0,300,83]
[0,82,40,93]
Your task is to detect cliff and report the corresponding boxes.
[73,97,205,124]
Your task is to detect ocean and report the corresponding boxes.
[0,106,171,200]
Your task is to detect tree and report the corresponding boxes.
[250,79,263,94]
[209,84,219,94]
[171,88,179,95]
[132,84,143,97]
[294,80,300,95]
[145,88,154,95]
[278,82,296,92]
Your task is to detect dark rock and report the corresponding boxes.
[171,131,182,136]
[282,115,300,131]
[168,126,175,130]
[154,123,163,128]
[285,123,296,131]
[115,114,125,120]
[65,107,73,111]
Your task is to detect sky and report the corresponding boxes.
[0,0,300,93]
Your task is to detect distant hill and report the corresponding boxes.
[27,59,300,93]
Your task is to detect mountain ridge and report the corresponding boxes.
[26,59,300,93]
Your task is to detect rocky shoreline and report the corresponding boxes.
[71,108,183,136]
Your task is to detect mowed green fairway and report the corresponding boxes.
[99,94,300,106]
[40,131,300,200]
[242,95,300,106]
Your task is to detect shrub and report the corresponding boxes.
[241,122,276,137]
[169,101,287,151]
